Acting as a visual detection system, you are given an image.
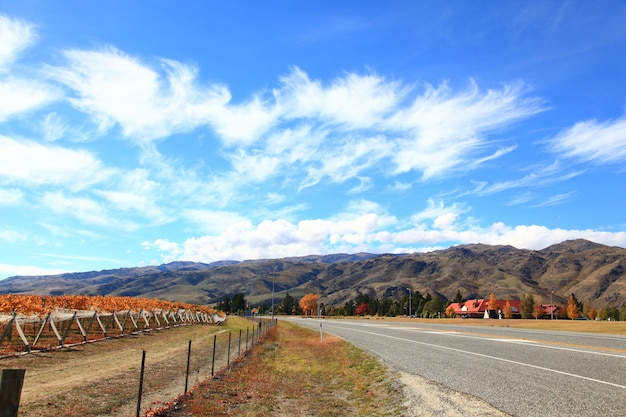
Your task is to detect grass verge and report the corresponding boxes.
[156,321,405,417]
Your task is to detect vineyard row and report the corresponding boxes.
[0,294,225,356]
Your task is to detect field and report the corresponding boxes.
[1,316,255,417]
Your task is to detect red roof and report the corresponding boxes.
[449,299,522,316]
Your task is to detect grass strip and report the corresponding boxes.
[161,321,405,417]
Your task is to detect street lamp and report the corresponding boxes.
[407,288,412,318]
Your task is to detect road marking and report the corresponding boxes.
[353,322,626,357]
[324,324,626,390]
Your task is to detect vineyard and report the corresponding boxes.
[0,295,224,356]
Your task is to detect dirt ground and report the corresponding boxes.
[1,323,242,417]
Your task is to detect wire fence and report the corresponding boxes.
[1,317,277,417]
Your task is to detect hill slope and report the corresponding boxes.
[1,240,625,308]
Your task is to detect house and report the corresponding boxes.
[448,299,522,319]
[536,304,559,319]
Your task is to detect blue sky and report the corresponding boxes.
[1,1,626,279]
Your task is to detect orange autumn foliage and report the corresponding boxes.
[0,294,216,318]
[299,293,319,316]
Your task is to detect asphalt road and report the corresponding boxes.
[284,318,626,417]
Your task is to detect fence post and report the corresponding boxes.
[184,340,192,395]
[211,334,217,376]
[0,369,25,417]
[246,327,249,351]
[136,350,146,417]
[227,332,231,365]
[238,329,242,356]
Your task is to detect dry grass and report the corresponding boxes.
[158,322,405,417]
[380,317,626,334]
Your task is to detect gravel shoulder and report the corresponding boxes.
[399,371,511,416]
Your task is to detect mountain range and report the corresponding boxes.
[1,239,625,309]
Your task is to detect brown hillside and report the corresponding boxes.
[1,239,624,308]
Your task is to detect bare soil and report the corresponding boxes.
[1,321,249,417]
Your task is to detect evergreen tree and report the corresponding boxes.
[277,292,296,315]
[453,290,463,304]
[231,293,246,313]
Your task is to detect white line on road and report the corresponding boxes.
[327,324,626,390]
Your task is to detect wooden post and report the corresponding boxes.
[184,340,191,395]
[211,334,217,376]
[0,368,26,417]
[227,332,231,365]
[136,350,146,417]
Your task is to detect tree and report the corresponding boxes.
[520,294,535,319]
[488,293,498,311]
[355,302,370,316]
[533,303,543,319]
[231,293,246,314]
[503,301,513,319]
[422,296,445,318]
[445,304,456,317]
[567,293,580,320]
[277,292,297,315]
[299,293,319,316]
[216,295,231,313]
[453,290,463,304]
[587,306,597,321]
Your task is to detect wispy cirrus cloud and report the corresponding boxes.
[0,14,36,69]
[47,45,544,189]
[549,116,626,165]
[0,136,114,190]
[0,16,60,121]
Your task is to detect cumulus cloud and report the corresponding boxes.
[144,202,626,264]
[549,116,626,164]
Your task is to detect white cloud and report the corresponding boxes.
[388,80,544,179]
[532,191,575,208]
[0,16,59,121]
[142,239,182,263]
[0,15,36,69]
[0,135,113,190]
[0,77,59,122]
[49,48,231,142]
[42,191,137,231]
[0,187,24,205]
[276,67,404,128]
[549,116,626,164]
[144,199,626,265]
[0,227,27,242]
[0,263,68,278]
[466,161,583,196]
[182,209,249,234]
